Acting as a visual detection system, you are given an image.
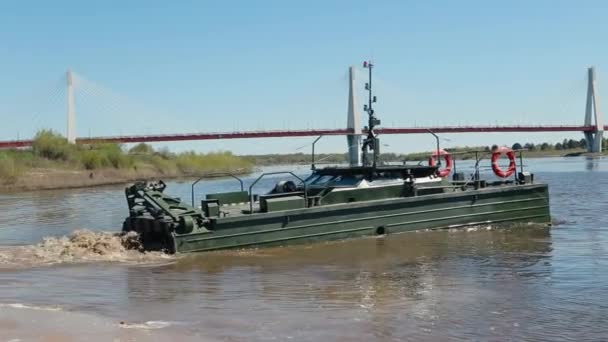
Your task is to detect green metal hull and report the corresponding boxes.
[172,183,550,253]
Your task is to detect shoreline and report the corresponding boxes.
[247,149,603,166]
[0,136,255,193]
[1,151,601,193]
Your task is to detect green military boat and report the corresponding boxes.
[121,62,550,254]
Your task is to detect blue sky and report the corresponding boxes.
[0,0,606,154]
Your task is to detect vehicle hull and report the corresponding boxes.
[171,183,550,253]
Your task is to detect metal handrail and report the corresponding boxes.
[191,173,244,206]
[311,135,323,170]
[248,171,308,214]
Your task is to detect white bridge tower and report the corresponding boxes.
[346,66,362,165]
[584,67,604,153]
[66,70,76,144]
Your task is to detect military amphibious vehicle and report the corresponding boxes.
[122,62,550,254]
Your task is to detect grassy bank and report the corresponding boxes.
[0,130,252,191]
[2,131,605,191]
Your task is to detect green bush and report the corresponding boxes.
[80,150,105,170]
[155,147,174,159]
[175,152,201,173]
[108,152,132,168]
[129,143,155,154]
[148,155,177,174]
[32,129,76,161]
[174,150,252,174]
[0,153,21,184]
[78,143,134,169]
[98,144,132,168]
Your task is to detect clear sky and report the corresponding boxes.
[0,0,607,154]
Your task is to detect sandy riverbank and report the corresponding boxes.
[0,167,251,192]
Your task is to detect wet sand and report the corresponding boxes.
[0,304,205,342]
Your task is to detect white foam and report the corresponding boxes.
[119,320,173,329]
[448,225,495,233]
[0,230,174,268]
[0,303,62,312]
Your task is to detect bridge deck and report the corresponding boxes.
[1,125,605,148]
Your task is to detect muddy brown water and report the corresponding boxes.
[0,158,606,341]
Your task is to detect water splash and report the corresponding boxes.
[447,225,494,233]
[0,303,62,312]
[119,320,174,330]
[0,230,173,268]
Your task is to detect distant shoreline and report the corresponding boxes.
[1,148,603,193]
[2,130,605,192]
[243,148,604,166]
[0,131,254,193]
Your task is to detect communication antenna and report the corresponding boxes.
[361,61,381,167]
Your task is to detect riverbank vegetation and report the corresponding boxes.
[0,130,252,189]
[1,131,606,190]
[511,138,604,152]
[245,137,608,166]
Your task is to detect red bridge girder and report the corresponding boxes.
[0,125,604,148]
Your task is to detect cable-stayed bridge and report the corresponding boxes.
[0,67,605,152]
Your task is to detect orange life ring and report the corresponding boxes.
[491,147,516,178]
[428,149,452,177]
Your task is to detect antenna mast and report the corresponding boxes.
[361,61,381,167]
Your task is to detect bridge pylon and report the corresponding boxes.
[66,70,76,144]
[584,67,604,153]
[346,66,362,165]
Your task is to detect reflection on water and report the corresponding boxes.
[117,227,555,340]
[0,158,607,340]
[586,156,601,171]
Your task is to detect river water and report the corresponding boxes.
[0,157,606,341]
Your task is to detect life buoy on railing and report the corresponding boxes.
[491,146,516,178]
[428,149,452,177]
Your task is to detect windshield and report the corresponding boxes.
[305,174,362,188]
[329,175,362,187]
[303,174,320,184]
[311,175,334,186]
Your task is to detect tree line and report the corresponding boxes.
[245,136,608,166]
[511,137,608,151]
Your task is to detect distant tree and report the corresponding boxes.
[512,143,523,150]
[129,143,154,154]
[580,138,587,147]
[155,147,174,159]
[524,143,537,151]
[540,142,551,151]
[555,142,563,150]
